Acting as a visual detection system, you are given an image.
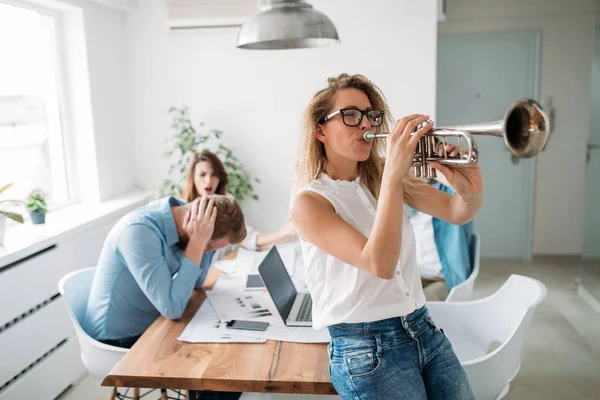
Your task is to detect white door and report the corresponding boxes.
[437,31,540,259]
[582,28,600,259]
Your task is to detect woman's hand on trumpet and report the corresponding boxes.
[430,143,483,202]
[383,114,434,183]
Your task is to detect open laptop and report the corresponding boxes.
[258,246,313,327]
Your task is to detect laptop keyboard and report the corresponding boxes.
[296,295,313,322]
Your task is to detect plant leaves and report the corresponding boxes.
[161,106,261,203]
[0,210,24,223]
[0,199,24,205]
[0,183,12,195]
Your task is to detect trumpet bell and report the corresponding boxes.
[503,98,550,158]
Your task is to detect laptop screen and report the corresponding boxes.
[258,246,297,321]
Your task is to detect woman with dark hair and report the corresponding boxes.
[183,151,229,200]
[183,151,297,260]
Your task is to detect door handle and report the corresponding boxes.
[586,144,600,164]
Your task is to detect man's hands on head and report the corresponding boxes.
[183,197,217,265]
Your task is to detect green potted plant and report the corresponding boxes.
[160,106,260,202]
[25,189,48,225]
[0,183,24,246]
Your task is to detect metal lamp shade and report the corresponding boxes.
[237,0,340,50]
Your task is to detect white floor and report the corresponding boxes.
[58,257,600,400]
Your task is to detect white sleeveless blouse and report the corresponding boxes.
[298,173,426,330]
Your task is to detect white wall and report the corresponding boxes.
[128,0,438,232]
[440,0,599,255]
[81,2,136,200]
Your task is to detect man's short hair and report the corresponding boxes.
[210,195,246,244]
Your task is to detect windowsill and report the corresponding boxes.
[0,189,155,269]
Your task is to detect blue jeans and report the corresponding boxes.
[327,306,474,400]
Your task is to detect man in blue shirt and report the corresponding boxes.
[407,143,475,301]
[86,195,246,399]
[407,181,475,301]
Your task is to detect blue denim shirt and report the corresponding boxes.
[85,197,214,341]
[407,182,474,290]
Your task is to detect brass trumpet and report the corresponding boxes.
[363,98,550,178]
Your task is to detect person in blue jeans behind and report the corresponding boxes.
[292,73,479,399]
[407,160,475,301]
[86,195,246,400]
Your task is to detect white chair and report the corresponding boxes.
[60,268,186,400]
[427,274,547,400]
[59,268,132,399]
[446,232,481,302]
[59,267,128,378]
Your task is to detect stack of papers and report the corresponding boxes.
[178,272,330,344]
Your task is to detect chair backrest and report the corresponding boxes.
[58,268,127,379]
[446,232,481,302]
[427,274,547,400]
[58,268,95,333]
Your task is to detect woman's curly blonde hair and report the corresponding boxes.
[294,73,424,202]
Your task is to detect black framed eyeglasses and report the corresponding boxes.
[321,108,385,127]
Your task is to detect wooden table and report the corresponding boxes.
[102,267,336,394]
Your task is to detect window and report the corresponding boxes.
[0,2,70,208]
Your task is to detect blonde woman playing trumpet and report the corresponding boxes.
[291,73,481,400]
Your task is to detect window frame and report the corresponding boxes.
[0,0,79,210]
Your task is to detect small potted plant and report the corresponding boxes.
[25,189,48,225]
[0,183,24,245]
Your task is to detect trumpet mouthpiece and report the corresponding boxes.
[363,131,376,142]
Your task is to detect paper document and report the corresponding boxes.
[178,300,266,343]
[179,298,330,344]
[206,277,284,325]
[179,274,330,344]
